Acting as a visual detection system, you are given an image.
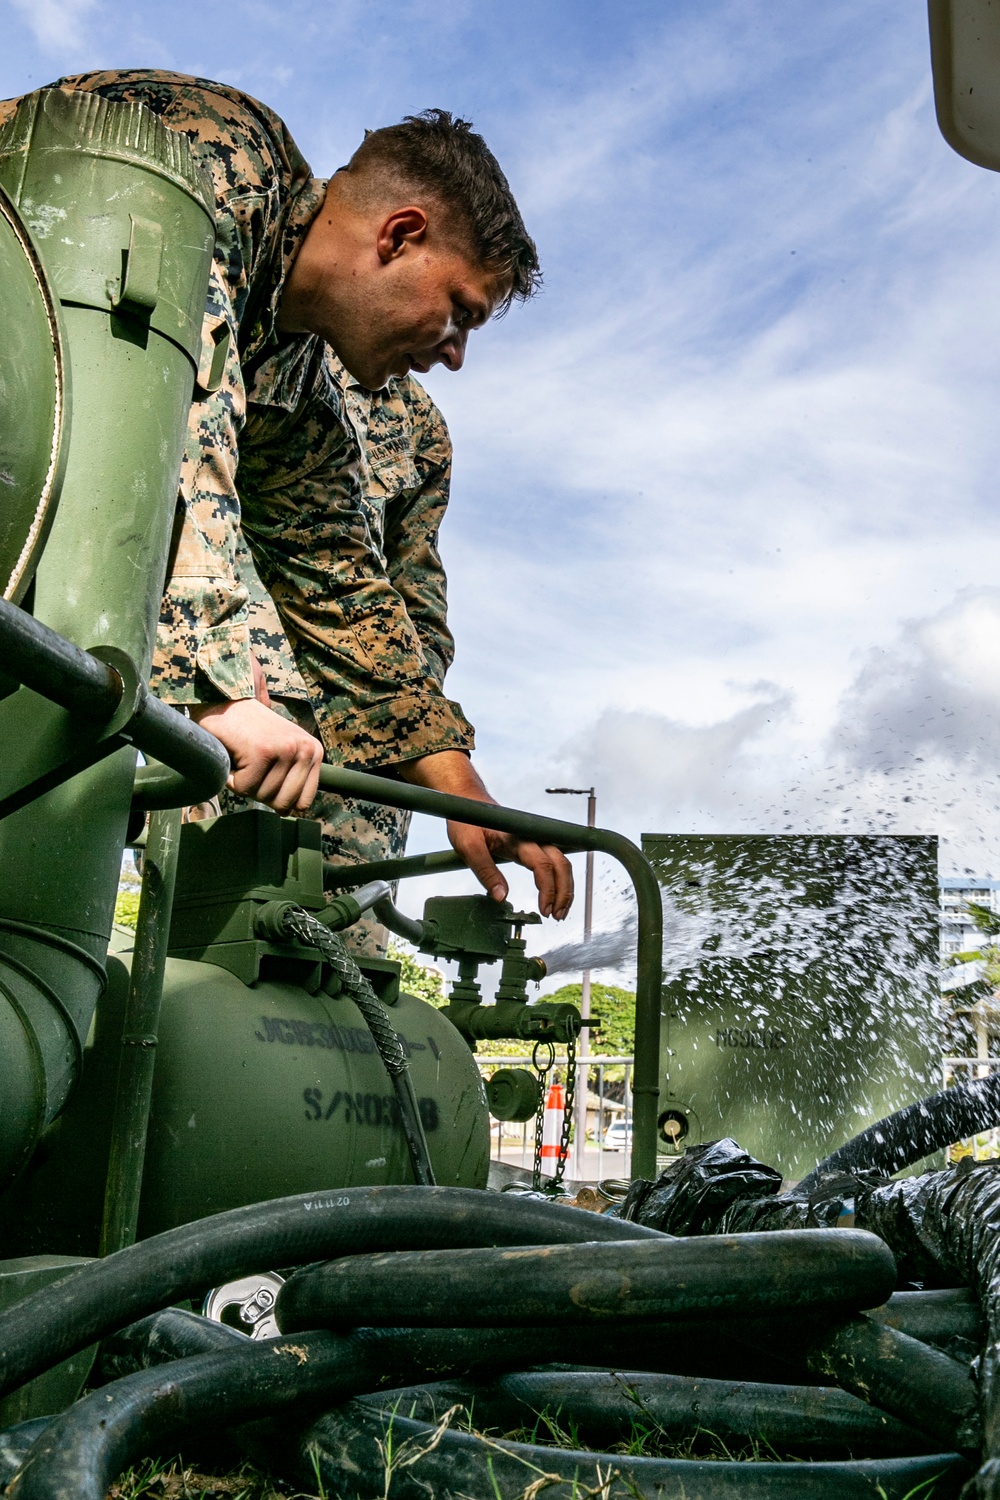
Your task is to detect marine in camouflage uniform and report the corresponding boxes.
[234,355,459,951]
[0,70,474,953]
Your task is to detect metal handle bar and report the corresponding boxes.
[316,764,664,1179]
[0,598,229,806]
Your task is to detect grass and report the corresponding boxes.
[494,1409,791,1465]
[107,1457,317,1500]
[105,1403,956,1498]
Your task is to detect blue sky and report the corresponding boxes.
[7,0,1000,954]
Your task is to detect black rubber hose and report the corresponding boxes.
[0,1185,664,1400]
[97,1306,245,1383]
[268,1402,969,1500]
[796,1073,1000,1195]
[5,1324,589,1500]
[870,1289,983,1352]
[276,1227,898,1331]
[359,1367,935,1458]
[0,1421,50,1493]
[806,1314,979,1450]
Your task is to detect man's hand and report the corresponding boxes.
[398,751,574,920]
[191,697,323,813]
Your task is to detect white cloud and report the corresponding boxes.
[561,693,792,824]
[832,589,1000,772]
[8,0,98,55]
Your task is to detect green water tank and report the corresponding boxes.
[0,811,490,1252]
[134,956,489,1234]
[643,834,940,1182]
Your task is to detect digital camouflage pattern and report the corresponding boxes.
[0,70,475,771]
[232,354,458,951]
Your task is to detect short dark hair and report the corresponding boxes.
[346,108,541,312]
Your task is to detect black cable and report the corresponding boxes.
[5,1324,563,1500]
[0,1185,664,1400]
[263,1401,968,1500]
[356,1367,934,1458]
[93,1311,937,1461]
[806,1315,979,1450]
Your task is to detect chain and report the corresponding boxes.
[553,1030,577,1191]
[530,1034,577,1192]
[531,1039,554,1190]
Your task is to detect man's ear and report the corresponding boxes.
[376,206,429,263]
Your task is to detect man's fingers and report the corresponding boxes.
[519,843,556,918]
[208,699,324,813]
[295,743,325,812]
[449,822,508,903]
[546,845,575,921]
[447,823,576,919]
[254,738,323,812]
[513,843,574,920]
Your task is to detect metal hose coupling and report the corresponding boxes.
[272,904,435,1186]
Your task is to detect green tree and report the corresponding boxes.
[388,941,446,1006]
[544,981,636,1055]
[114,890,140,930]
[962,902,1000,988]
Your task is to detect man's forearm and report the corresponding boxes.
[397,749,495,803]
[395,750,574,920]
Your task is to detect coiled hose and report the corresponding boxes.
[6,1324,566,1500]
[1,1231,927,1500]
[274,1404,966,1500]
[0,1185,663,1401]
[279,904,436,1185]
[4,1082,999,1498]
[2,1309,964,1500]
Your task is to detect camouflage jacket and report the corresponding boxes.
[0,70,473,768]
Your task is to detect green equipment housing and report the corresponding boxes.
[644,834,940,1182]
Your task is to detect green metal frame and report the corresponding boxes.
[315,765,664,1180]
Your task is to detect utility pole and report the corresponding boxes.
[546,786,596,1181]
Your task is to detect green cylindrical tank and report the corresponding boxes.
[135,959,490,1235]
[0,935,490,1255]
[0,88,214,1186]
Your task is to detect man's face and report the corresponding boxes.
[282,190,507,391]
[333,240,503,391]
[386,247,502,379]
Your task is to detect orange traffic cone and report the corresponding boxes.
[540,1078,567,1177]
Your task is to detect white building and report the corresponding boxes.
[940,878,1000,961]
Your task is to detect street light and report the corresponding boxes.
[545,786,596,1180]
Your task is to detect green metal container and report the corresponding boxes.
[0,812,490,1253]
[136,956,490,1234]
[644,834,940,1182]
[0,88,214,1187]
[142,811,490,1230]
[0,945,489,1251]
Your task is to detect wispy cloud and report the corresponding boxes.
[8,0,98,56]
[832,589,1000,773]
